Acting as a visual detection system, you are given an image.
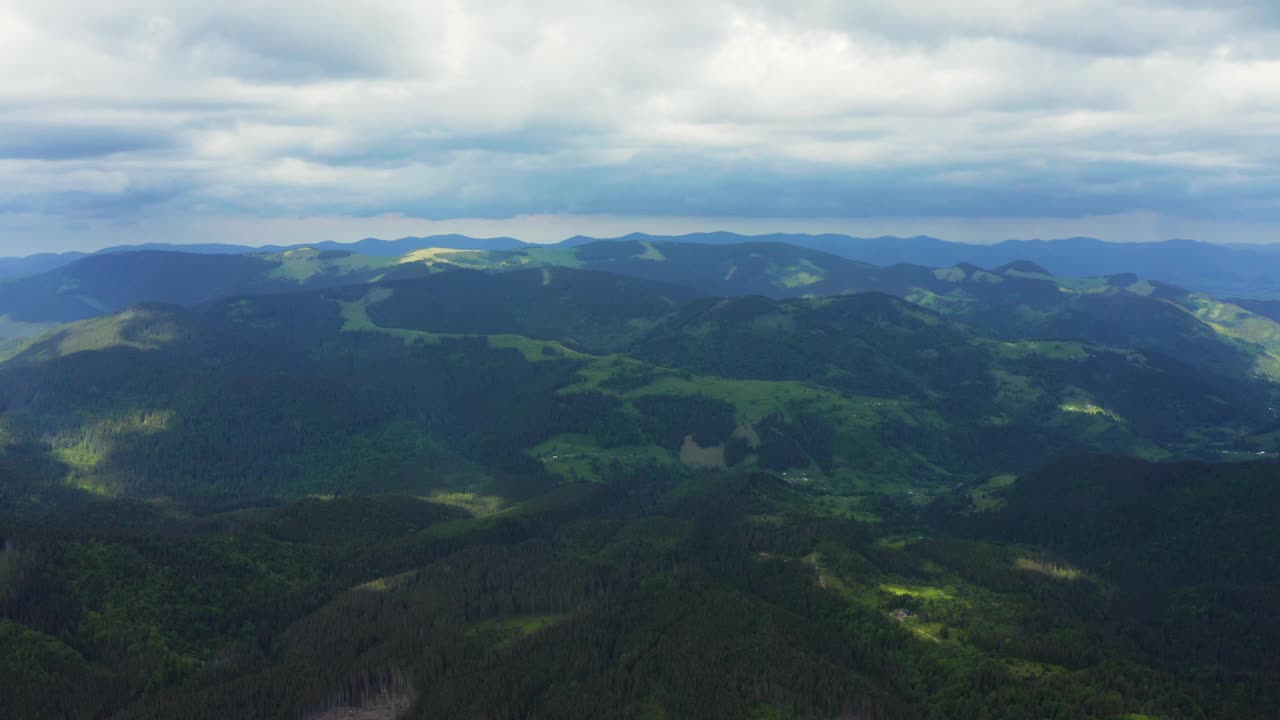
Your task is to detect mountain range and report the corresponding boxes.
[1,233,1279,719]
[0,235,527,281]
[7,231,1278,297]
[568,232,1280,299]
[4,238,1279,391]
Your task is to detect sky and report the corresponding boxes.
[2,0,1279,254]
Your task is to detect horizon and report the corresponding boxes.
[1,225,1270,260]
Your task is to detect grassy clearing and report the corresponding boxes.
[1059,402,1122,422]
[337,289,407,334]
[805,493,890,524]
[50,446,101,471]
[35,410,175,497]
[587,367,954,491]
[519,246,586,268]
[396,248,501,269]
[421,491,506,517]
[565,358,911,481]
[1124,278,1156,296]
[636,241,666,261]
[565,355,678,393]
[1014,557,1085,581]
[531,434,672,482]
[465,614,567,648]
[808,540,1047,664]
[484,334,591,361]
[905,288,975,315]
[873,537,912,551]
[809,546,991,650]
[353,569,419,593]
[267,248,396,282]
[969,474,1017,511]
[0,310,185,363]
[1173,295,1280,379]
[66,475,122,498]
[1190,295,1280,348]
[626,374,881,426]
[1001,268,1057,282]
[778,260,824,288]
[879,583,955,601]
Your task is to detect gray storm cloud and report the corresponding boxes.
[1,0,1278,250]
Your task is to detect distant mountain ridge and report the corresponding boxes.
[563,232,1280,299]
[0,234,528,280]
[5,231,1280,296]
[0,249,409,330]
[424,238,1280,383]
[5,238,1280,390]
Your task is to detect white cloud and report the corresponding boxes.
[1,0,1279,250]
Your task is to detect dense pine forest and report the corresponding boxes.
[1,238,1278,719]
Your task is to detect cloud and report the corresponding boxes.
[1,0,1279,251]
[0,124,174,160]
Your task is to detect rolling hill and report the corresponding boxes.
[0,248,410,337]
[9,231,1279,298]
[416,239,1280,384]
[355,266,699,353]
[565,232,1280,299]
[5,238,1280,399]
[0,234,528,281]
[0,264,1275,515]
[1229,297,1280,324]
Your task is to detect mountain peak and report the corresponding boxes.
[996,260,1054,276]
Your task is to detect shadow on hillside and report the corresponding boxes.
[0,329,580,511]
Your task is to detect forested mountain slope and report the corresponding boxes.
[0,267,1275,515]
[0,260,1278,719]
[0,249,403,335]
[564,232,1280,299]
[355,266,699,353]
[7,231,1279,297]
[970,455,1280,674]
[3,458,1277,719]
[434,239,1280,383]
[6,240,1280,391]
[1228,297,1280,324]
[0,234,528,281]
